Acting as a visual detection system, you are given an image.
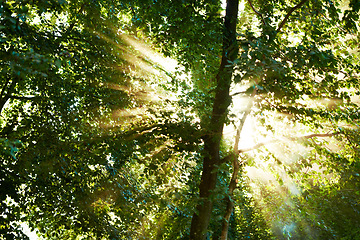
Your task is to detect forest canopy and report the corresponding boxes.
[0,0,359,239]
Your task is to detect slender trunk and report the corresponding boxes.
[219,131,241,240]
[219,89,255,239]
[189,0,239,239]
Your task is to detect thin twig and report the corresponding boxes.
[230,91,247,97]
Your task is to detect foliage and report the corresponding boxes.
[0,0,359,239]
[0,0,185,238]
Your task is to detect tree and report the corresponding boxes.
[1,1,204,238]
[132,0,359,238]
[188,0,239,238]
[0,0,154,238]
[1,0,359,239]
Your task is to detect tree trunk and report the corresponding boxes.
[189,0,239,239]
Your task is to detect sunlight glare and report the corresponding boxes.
[21,223,41,240]
[120,34,179,77]
[91,29,190,129]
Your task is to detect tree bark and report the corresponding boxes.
[189,0,239,239]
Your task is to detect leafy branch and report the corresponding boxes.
[277,0,309,32]
[59,3,86,41]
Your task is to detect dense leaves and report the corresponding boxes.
[0,0,359,239]
[0,0,173,238]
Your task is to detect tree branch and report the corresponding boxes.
[277,0,309,32]
[0,77,10,100]
[237,132,340,153]
[0,95,10,116]
[230,90,247,97]
[247,0,266,25]
[9,95,40,101]
[0,78,11,115]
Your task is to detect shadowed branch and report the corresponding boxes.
[247,0,266,25]
[277,0,309,32]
